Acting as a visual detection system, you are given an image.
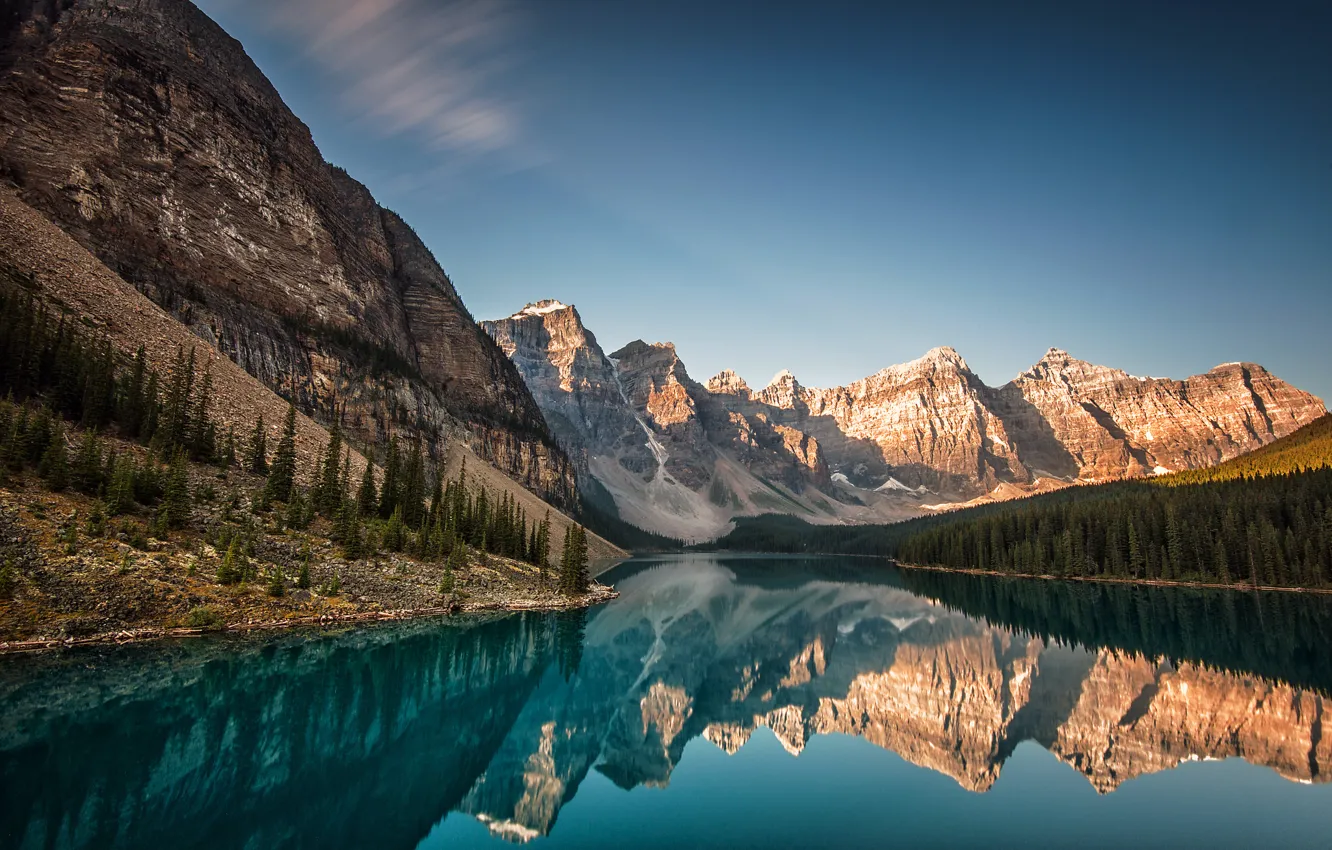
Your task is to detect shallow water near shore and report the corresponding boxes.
[3,553,1331,849]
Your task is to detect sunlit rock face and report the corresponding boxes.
[483,303,654,480]
[765,347,1029,494]
[992,349,1325,482]
[458,560,1331,839]
[486,302,1324,538]
[0,0,575,506]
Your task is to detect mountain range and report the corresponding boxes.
[485,301,1325,540]
[0,0,1323,549]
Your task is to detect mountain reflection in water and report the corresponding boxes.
[2,554,1329,849]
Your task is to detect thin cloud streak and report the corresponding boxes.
[232,0,521,154]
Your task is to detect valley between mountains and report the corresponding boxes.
[484,301,1326,541]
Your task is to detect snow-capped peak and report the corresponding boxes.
[767,368,798,387]
[509,300,570,319]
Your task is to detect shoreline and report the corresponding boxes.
[891,561,1332,595]
[0,584,619,654]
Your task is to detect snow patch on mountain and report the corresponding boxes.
[509,300,569,319]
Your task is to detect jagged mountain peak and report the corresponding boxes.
[706,369,751,397]
[612,339,678,361]
[860,345,972,387]
[507,299,573,320]
[1209,360,1262,374]
[766,368,800,388]
[921,345,970,370]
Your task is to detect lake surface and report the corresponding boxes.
[3,554,1331,849]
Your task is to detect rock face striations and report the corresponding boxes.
[0,0,573,505]
[487,300,1326,539]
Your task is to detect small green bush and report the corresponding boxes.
[185,605,224,630]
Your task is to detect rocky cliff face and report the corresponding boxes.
[484,305,844,540]
[727,345,1324,498]
[487,301,1325,538]
[482,302,653,479]
[994,348,1321,481]
[0,0,574,505]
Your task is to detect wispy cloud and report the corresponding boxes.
[224,0,521,154]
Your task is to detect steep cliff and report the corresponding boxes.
[0,0,574,505]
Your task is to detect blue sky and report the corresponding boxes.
[198,0,1331,402]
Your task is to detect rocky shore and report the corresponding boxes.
[0,483,619,652]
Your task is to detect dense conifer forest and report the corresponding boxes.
[0,289,596,595]
[711,415,1332,590]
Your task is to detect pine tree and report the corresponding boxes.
[71,428,103,495]
[559,525,589,596]
[383,506,406,552]
[160,449,191,530]
[189,366,216,461]
[217,538,242,585]
[217,426,236,470]
[138,372,160,444]
[266,563,285,597]
[39,421,68,491]
[447,538,467,573]
[265,405,298,503]
[297,545,312,589]
[285,487,310,530]
[401,440,426,528]
[378,435,401,519]
[121,346,149,437]
[105,453,136,516]
[537,511,552,581]
[339,448,352,508]
[316,426,343,517]
[245,415,268,475]
[338,501,364,560]
[157,346,195,453]
[357,452,378,517]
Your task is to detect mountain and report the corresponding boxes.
[0,0,574,507]
[0,183,624,583]
[486,302,1326,540]
[484,304,868,541]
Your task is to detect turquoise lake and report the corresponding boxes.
[3,554,1331,848]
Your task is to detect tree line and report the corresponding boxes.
[0,288,592,596]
